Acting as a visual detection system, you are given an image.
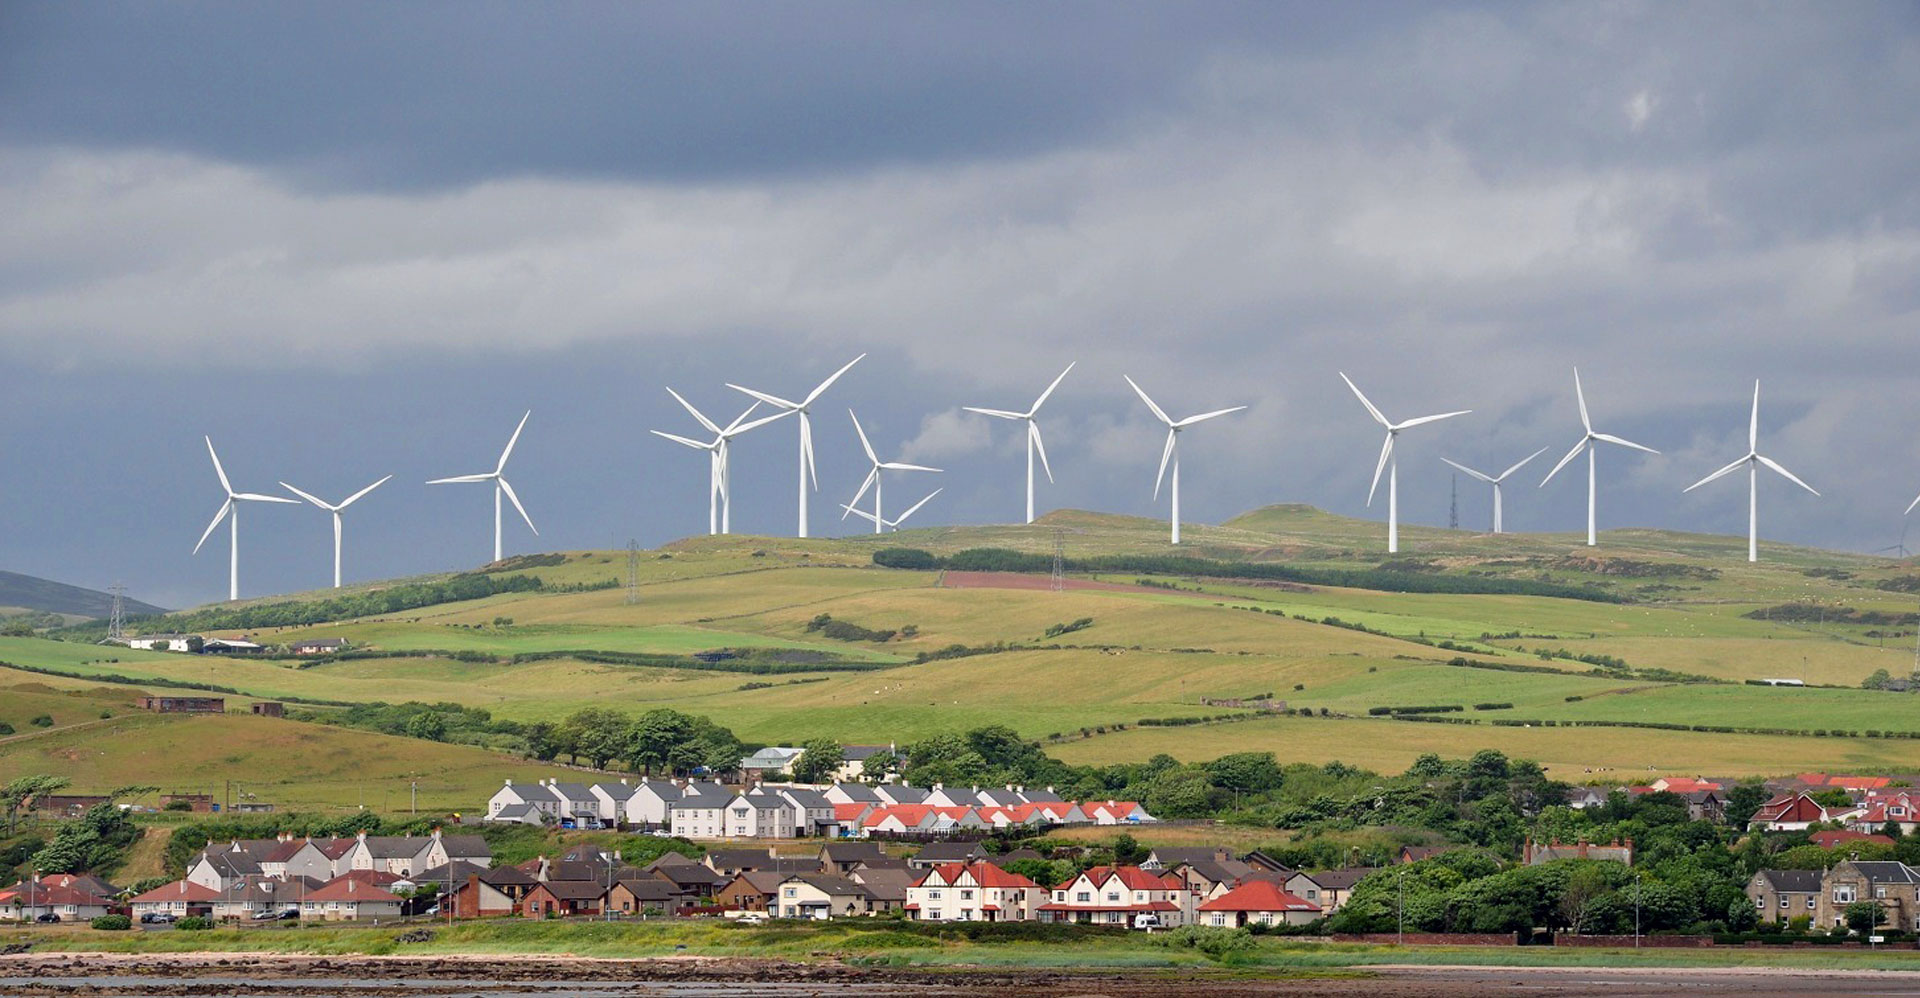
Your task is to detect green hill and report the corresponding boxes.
[6,506,1920,808]
[0,570,165,620]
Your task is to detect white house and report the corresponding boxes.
[622,779,688,828]
[740,746,806,778]
[486,779,564,824]
[905,862,1045,923]
[669,785,736,839]
[126,633,199,652]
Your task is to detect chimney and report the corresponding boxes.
[504,778,512,787]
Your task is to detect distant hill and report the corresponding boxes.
[0,570,166,618]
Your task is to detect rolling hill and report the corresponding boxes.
[6,505,1920,810]
[0,570,166,619]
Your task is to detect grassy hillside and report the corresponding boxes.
[5,506,1919,809]
[0,569,165,618]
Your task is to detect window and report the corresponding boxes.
[1878,887,1888,899]
[1778,896,1787,908]
[1107,892,1121,902]
[1305,889,1318,900]
[929,890,942,899]
[1836,887,1856,904]
[961,890,974,900]
[1076,892,1091,903]
[783,888,796,898]
[1808,898,1816,910]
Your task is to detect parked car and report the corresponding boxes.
[1132,914,1162,930]
[273,908,299,920]
[140,912,177,924]
[34,913,60,923]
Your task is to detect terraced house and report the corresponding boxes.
[904,861,1044,923]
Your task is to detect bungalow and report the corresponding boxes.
[608,877,686,917]
[290,637,347,656]
[127,879,219,921]
[1039,866,1192,928]
[904,862,1044,923]
[299,877,404,921]
[1747,869,1823,924]
[863,805,943,836]
[740,746,806,779]
[820,841,888,874]
[833,802,874,832]
[1084,800,1154,825]
[2,877,114,922]
[203,638,264,655]
[447,872,518,919]
[521,880,607,918]
[1197,880,1321,928]
[1284,869,1374,914]
[208,876,308,920]
[774,873,872,919]
[850,867,913,914]
[127,633,199,652]
[716,870,788,913]
[1748,793,1842,832]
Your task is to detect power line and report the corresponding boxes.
[107,583,125,642]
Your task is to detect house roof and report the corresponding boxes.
[832,783,882,803]
[915,862,1039,891]
[842,745,893,761]
[548,782,598,802]
[615,878,679,901]
[706,848,779,869]
[876,784,929,804]
[913,842,988,863]
[480,866,538,887]
[5,881,113,907]
[1751,793,1834,824]
[1177,859,1253,886]
[304,877,402,903]
[725,870,790,895]
[196,851,262,876]
[674,790,735,810]
[531,880,610,901]
[356,835,426,859]
[778,787,833,808]
[780,872,868,897]
[1812,830,1896,849]
[37,873,119,897]
[128,879,221,904]
[821,842,887,862]
[437,834,491,858]
[1757,869,1824,893]
[645,851,702,870]
[414,861,489,887]
[1147,848,1228,868]
[1846,861,1920,885]
[1064,866,1181,893]
[492,803,539,820]
[1199,880,1321,914]
[1296,868,1375,891]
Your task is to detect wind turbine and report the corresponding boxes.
[650,390,782,534]
[727,354,865,538]
[1539,369,1659,547]
[1682,381,1818,563]
[1339,373,1471,554]
[192,437,299,602]
[426,411,537,563]
[1441,448,1548,535]
[843,410,941,535]
[1124,376,1245,546]
[279,476,393,588]
[963,363,1074,524]
[840,489,943,532]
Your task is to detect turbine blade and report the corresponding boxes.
[1125,375,1174,426]
[1153,429,1176,499]
[726,384,800,410]
[1573,368,1591,433]
[1367,432,1394,506]
[1173,405,1247,428]
[205,437,232,496]
[498,477,537,535]
[1750,380,1761,453]
[1392,410,1471,430]
[1907,493,1920,516]
[234,492,300,503]
[1030,421,1054,484]
[1028,362,1075,415]
[1540,438,1588,487]
[849,410,879,464]
[278,482,334,510]
[651,430,715,450]
[1683,456,1750,493]
[839,503,881,525]
[896,488,942,524]
[1439,458,1495,484]
[1592,432,1659,455]
[1498,446,1551,482]
[844,468,879,517]
[721,401,763,434]
[1338,372,1389,427]
[963,407,1025,420]
[427,473,493,484]
[880,462,941,473]
[666,387,721,435]
[192,500,232,554]
[1757,454,1819,496]
[804,353,867,405]
[729,409,792,436]
[496,410,530,473]
[802,413,819,491]
[339,474,391,506]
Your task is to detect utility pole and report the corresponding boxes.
[107,583,125,642]
[410,781,417,814]
[626,538,640,605]
[1051,529,1065,593]
[1634,871,1641,949]
[1397,865,1405,944]
[1448,474,1459,530]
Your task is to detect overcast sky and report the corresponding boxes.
[3,2,1919,608]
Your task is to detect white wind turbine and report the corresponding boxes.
[1339,373,1471,554]
[727,354,865,538]
[1539,369,1659,547]
[426,411,538,563]
[843,410,941,535]
[650,390,782,535]
[963,363,1074,524]
[279,476,394,588]
[193,437,299,602]
[1124,376,1245,546]
[1682,381,1818,563]
[1441,448,1548,535]
[840,489,943,532]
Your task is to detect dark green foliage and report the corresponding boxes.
[33,799,141,875]
[63,573,545,638]
[1473,702,1515,711]
[873,548,939,570]
[803,614,897,642]
[29,714,53,727]
[1368,705,1464,715]
[789,738,844,784]
[90,914,131,930]
[1043,618,1094,639]
[1745,603,1919,626]
[174,916,213,931]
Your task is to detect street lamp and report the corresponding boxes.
[1633,871,1641,949]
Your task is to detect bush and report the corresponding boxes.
[29,714,53,728]
[873,548,939,570]
[90,914,132,931]
[175,916,214,931]
[163,799,194,812]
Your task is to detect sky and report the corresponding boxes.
[3,2,1919,609]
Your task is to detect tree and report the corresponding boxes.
[1810,788,1854,810]
[1726,896,1760,932]
[1111,833,1148,866]
[1557,864,1611,934]
[563,707,630,770]
[1845,899,1886,935]
[32,798,141,874]
[2,775,69,835]
[1206,751,1284,795]
[859,749,898,784]
[523,721,563,761]
[624,710,694,774]
[185,636,204,654]
[789,738,844,785]
[1724,781,1771,829]
[404,711,447,742]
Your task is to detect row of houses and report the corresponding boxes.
[484,777,1152,839]
[117,634,345,655]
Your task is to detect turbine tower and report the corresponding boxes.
[1441,448,1549,534]
[843,410,941,534]
[727,354,865,538]
[1540,369,1659,547]
[279,476,394,588]
[427,411,538,563]
[1339,373,1471,554]
[963,362,1074,524]
[192,437,299,602]
[1124,376,1245,546]
[840,489,943,532]
[1682,381,1819,563]
[650,390,780,534]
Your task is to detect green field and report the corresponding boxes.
[6,505,1920,807]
